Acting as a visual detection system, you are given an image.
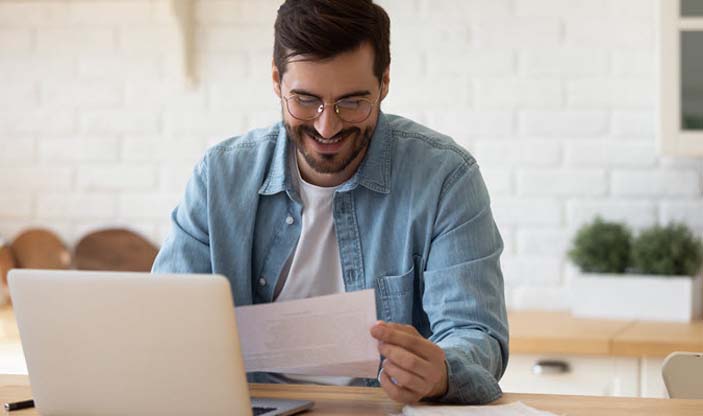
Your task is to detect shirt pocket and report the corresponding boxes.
[375,264,415,324]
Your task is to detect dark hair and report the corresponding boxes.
[273,0,391,82]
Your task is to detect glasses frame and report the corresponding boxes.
[281,82,383,124]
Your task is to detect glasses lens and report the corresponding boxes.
[284,95,373,122]
[336,98,373,123]
[287,96,322,120]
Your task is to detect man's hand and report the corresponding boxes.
[370,321,448,404]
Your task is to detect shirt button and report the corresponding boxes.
[259,277,267,287]
[286,216,294,225]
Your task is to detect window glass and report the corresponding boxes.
[681,31,703,130]
[681,0,703,17]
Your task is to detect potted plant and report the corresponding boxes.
[568,218,703,322]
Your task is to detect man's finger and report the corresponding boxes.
[378,342,433,379]
[371,323,435,360]
[382,359,431,397]
[380,321,420,336]
[379,363,422,404]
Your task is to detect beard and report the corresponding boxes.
[284,121,374,175]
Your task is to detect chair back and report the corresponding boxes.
[11,228,71,269]
[74,228,158,272]
[662,351,703,399]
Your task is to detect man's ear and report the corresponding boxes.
[380,67,390,101]
[272,60,282,98]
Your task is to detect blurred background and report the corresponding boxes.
[0,0,701,311]
[1,0,703,399]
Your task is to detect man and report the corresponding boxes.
[152,0,508,405]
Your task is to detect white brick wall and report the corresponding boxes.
[516,227,572,257]
[660,202,703,228]
[611,170,701,197]
[514,0,610,18]
[76,165,158,192]
[0,28,32,52]
[517,169,608,197]
[2,83,38,109]
[35,28,116,53]
[475,79,563,109]
[492,198,563,226]
[36,194,117,220]
[80,110,161,135]
[0,167,73,192]
[38,138,120,162]
[475,139,562,167]
[0,195,33,219]
[0,138,34,162]
[0,0,701,311]
[566,199,658,228]
[519,110,610,138]
[564,140,658,167]
[520,49,609,77]
[612,110,657,138]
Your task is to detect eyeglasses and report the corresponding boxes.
[281,86,382,123]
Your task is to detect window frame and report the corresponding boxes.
[659,0,703,156]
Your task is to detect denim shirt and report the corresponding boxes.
[152,112,509,404]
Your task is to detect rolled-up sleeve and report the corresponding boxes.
[152,157,212,274]
[423,161,509,404]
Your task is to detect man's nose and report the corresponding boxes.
[314,105,343,139]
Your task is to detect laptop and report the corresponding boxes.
[8,269,314,416]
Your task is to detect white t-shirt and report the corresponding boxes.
[273,154,353,385]
[273,157,345,301]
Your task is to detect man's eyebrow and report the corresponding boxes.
[289,89,372,101]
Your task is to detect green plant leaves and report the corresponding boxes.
[568,217,631,274]
[569,218,703,277]
[631,223,703,276]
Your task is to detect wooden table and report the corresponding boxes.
[0,375,700,415]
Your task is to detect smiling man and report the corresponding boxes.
[152,0,508,405]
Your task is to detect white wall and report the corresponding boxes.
[0,0,701,310]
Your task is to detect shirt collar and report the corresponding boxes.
[259,112,392,196]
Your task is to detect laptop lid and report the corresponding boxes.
[8,269,311,416]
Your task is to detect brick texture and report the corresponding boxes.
[0,0,700,311]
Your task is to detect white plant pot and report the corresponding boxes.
[571,272,703,322]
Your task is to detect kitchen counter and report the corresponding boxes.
[1,305,702,357]
[509,310,703,357]
[0,307,19,342]
[3,305,701,397]
[611,320,703,356]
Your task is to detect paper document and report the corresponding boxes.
[235,289,380,378]
[401,402,559,416]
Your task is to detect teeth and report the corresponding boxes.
[311,135,343,144]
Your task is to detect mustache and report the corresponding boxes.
[299,125,360,141]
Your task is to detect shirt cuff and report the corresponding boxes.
[425,347,503,404]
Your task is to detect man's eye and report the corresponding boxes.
[295,96,320,106]
[337,99,363,110]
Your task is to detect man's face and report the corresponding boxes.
[273,42,389,186]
